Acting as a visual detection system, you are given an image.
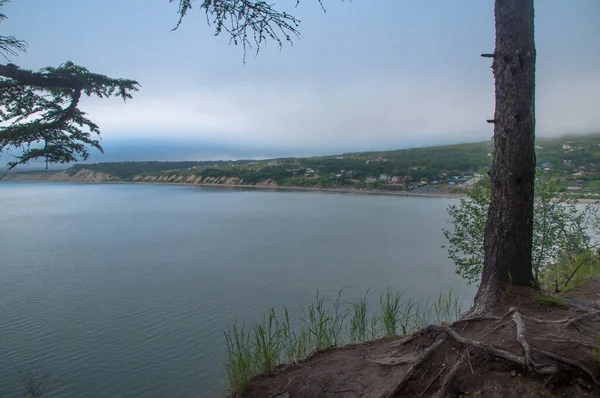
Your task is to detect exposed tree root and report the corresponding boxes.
[386,309,600,396]
[385,331,426,349]
[381,336,447,398]
[512,309,534,368]
[532,348,600,386]
[553,295,600,311]
[481,319,512,337]
[529,336,598,349]
[564,310,600,327]
[238,293,600,398]
[435,356,464,398]
[363,357,414,366]
[522,310,600,326]
[450,315,502,326]
[418,363,450,398]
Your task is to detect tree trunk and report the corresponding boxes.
[473,0,537,310]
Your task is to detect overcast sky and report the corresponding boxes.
[3,0,600,161]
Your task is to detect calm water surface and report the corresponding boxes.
[0,182,476,397]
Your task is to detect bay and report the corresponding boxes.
[0,182,475,397]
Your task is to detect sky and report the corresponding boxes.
[2,0,600,162]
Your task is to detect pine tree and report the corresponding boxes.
[0,0,138,171]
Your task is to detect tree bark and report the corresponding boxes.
[474,0,537,310]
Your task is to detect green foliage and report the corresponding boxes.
[433,290,463,324]
[442,178,490,282]
[300,290,350,350]
[0,3,138,171]
[348,290,370,344]
[68,162,207,179]
[252,309,283,376]
[443,173,600,284]
[539,250,600,293]
[0,62,138,170]
[532,293,569,309]
[222,288,463,394]
[223,323,254,392]
[51,139,497,184]
[379,288,416,337]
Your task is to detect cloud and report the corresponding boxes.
[81,72,598,150]
[536,76,600,135]
[83,77,492,142]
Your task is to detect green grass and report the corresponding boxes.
[222,288,463,394]
[433,290,463,324]
[539,251,600,294]
[532,293,569,308]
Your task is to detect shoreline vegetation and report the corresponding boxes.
[5,133,600,203]
[225,263,600,397]
[223,288,464,393]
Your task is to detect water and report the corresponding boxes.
[0,182,476,397]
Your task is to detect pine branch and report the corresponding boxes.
[169,0,343,59]
[1,62,139,170]
[0,0,27,60]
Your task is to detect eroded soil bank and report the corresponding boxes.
[234,279,600,398]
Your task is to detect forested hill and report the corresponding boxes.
[9,133,600,192]
[66,140,494,181]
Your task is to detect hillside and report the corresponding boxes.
[6,133,600,195]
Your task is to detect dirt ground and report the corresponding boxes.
[234,279,600,398]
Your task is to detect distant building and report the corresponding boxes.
[365,177,377,184]
[379,174,389,182]
[563,144,573,150]
[567,185,582,191]
[267,161,281,167]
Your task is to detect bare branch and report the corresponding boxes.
[170,0,336,60]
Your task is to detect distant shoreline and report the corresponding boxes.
[3,177,466,199]
[6,177,600,204]
[148,181,467,199]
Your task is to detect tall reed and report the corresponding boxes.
[222,288,464,393]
